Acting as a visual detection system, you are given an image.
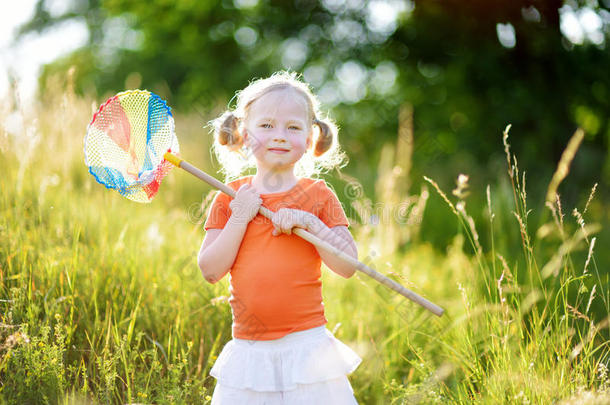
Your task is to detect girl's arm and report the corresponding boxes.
[197,218,248,283]
[198,184,262,283]
[310,223,358,278]
[271,209,358,278]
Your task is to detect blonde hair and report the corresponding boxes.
[210,71,346,180]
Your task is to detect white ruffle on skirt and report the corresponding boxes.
[210,325,362,393]
[211,376,357,405]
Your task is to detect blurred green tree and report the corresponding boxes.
[17,0,610,195]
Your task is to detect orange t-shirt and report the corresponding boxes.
[203,176,349,340]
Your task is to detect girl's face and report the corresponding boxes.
[243,88,312,173]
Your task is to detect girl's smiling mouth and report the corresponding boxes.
[268,147,290,153]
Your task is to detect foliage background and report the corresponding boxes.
[16,0,610,255]
[2,0,610,403]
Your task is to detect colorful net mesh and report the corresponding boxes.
[84,90,179,203]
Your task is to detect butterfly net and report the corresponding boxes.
[84,89,179,203]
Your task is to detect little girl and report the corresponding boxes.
[199,72,361,404]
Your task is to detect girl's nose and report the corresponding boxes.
[273,132,287,142]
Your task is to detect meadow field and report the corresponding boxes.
[1,87,609,404]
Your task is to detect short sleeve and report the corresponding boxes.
[318,183,349,228]
[203,191,231,230]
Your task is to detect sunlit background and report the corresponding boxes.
[2,1,610,403]
[1,1,608,103]
[1,1,87,102]
[3,0,610,267]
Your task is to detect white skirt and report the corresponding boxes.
[210,325,362,404]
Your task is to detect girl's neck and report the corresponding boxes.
[251,167,298,194]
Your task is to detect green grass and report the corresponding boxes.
[1,87,609,404]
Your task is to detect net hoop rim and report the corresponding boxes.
[84,89,177,199]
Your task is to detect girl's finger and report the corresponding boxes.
[270,213,281,235]
[280,216,291,234]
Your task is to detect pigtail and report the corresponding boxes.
[313,118,337,157]
[214,111,243,151]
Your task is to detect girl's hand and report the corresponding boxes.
[229,184,262,224]
[271,208,319,236]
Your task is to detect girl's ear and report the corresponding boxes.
[306,129,313,149]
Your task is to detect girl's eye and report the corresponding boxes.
[289,126,301,131]
[260,123,272,128]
